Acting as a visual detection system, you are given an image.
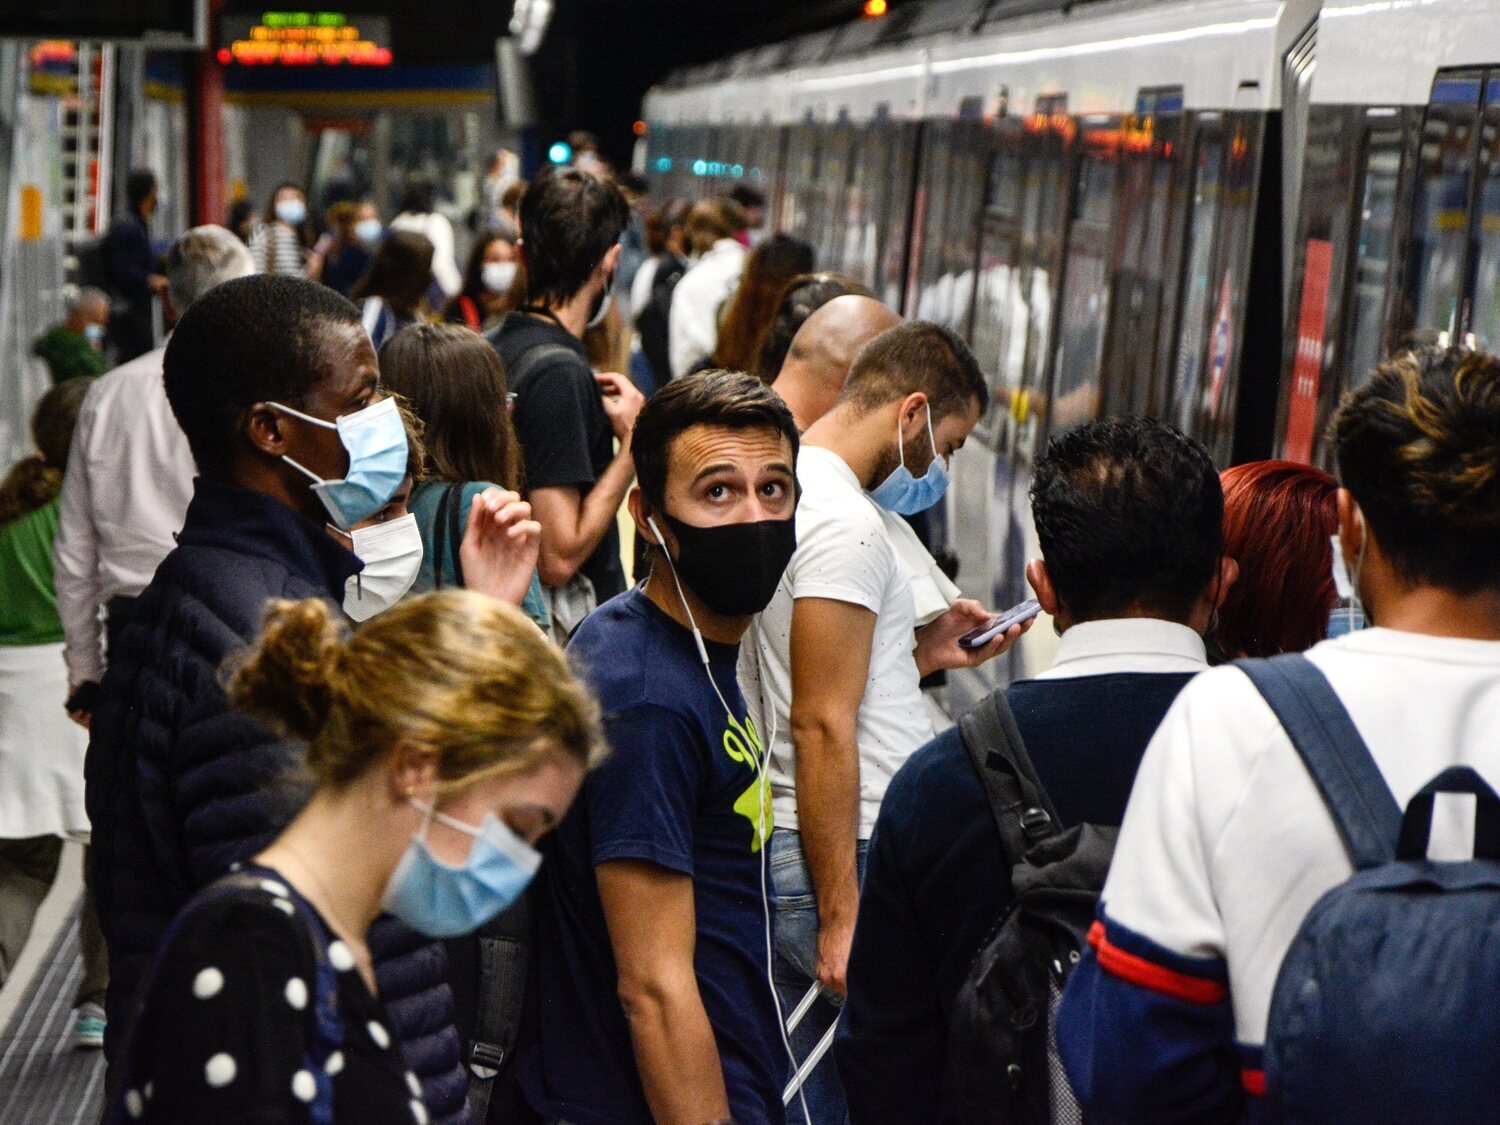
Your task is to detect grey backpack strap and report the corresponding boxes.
[465,896,532,1121]
[958,691,1060,864]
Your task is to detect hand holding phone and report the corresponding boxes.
[957,597,1042,650]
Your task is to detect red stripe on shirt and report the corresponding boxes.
[1087,921,1229,1005]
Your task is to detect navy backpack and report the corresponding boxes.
[1240,655,1500,1123]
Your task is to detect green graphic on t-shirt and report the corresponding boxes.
[724,713,772,852]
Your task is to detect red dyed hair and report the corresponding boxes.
[1213,460,1340,659]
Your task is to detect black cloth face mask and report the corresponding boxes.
[656,510,796,617]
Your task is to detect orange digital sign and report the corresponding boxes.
[218,12,392,67]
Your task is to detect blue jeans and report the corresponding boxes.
[769,830,868,1125]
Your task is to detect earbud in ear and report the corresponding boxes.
[646,515,668,551]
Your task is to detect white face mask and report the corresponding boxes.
[482,260,517,295]
[1329,518,1369,634]
[340,513,423,622]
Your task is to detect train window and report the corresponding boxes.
[1345,124,1405,389]
[1168,124,1226,434]
[1468,82,1500,351]
[1402,71,1483,347]
[910,122,957,321]
[876,121,920,308]
[1047,126,1122,433]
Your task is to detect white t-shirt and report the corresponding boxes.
[741,445,934,838]
[1101,626,1500,1047]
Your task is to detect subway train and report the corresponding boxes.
[642,0,1499,701]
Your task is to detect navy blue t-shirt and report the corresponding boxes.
[521,587,786,1125]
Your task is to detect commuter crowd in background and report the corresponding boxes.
[0,133,1497,1125]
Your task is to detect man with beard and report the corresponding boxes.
[489,167,643,628]
[522,371,800,1125]
[741,322,1027,1121]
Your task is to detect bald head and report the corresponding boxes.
[771,295,901,430]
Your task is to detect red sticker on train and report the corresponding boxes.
[1284,238,1332,465]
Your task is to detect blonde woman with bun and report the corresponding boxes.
[105,591,604,1125]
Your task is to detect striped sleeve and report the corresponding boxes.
[1055,682,1246,1120]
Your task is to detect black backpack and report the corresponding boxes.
[637,253,687,384]
[948,691,1116,1124]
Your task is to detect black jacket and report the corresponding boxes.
[85,478,470,1123]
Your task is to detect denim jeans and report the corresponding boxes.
[769,829,869,1125]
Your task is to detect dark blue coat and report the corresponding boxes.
[85,478,470,1123]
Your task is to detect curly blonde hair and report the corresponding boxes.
[227,591,606,790]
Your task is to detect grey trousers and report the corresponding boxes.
[0,836,108,1008]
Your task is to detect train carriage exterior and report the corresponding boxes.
[645,0,1500,702]
[644,0,1318,698]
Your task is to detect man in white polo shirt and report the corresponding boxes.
[742,322,1024,1121]
[1057,347,1500,1119]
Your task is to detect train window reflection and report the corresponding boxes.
[1405,75,1481,346]
[1170,134,1225,432]
[1346,141,1402,388]
[1469,98,1500,353]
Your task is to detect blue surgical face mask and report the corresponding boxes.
[381,799,542,938]
[354,218,383,246]
[869,403,949,515]
[275,197,307,226]
[269,397,409,531]
[84,323,105,345]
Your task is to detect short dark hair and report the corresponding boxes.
[633,369,799,512]
[1333,346,1500,593]
[837,321,986,421]
[729,184,766,211]
[519,167,629,305]
[126,169,157,209]
[1031,417,1223,622]
[164,275,362,479]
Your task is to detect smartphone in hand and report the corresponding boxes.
[957,597,1042,650]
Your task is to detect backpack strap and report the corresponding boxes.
[959,690,1061,864]
[465,897,533,1120]
[500,342,582,401]
[1236,654,1402,870]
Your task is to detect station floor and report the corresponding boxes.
[0,842,105,1123]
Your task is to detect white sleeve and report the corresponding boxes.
[786,510,889,615]
[630,257,658,325]
[1098,676,1230,961]
[427,214,462,298]
[668,272,715,379]
[54,395,105,689]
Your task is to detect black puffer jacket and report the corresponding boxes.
[85,478,470,1123]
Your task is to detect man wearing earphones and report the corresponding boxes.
[522,371,799,1125]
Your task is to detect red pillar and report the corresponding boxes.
[189,0,226,226]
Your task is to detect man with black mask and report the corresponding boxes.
[521,370,799,1125]
[488,166,643,637]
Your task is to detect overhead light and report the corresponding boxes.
[863,0,888,17]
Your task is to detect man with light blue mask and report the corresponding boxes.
[741,322,1024,1123]
[85,274,473,1122]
